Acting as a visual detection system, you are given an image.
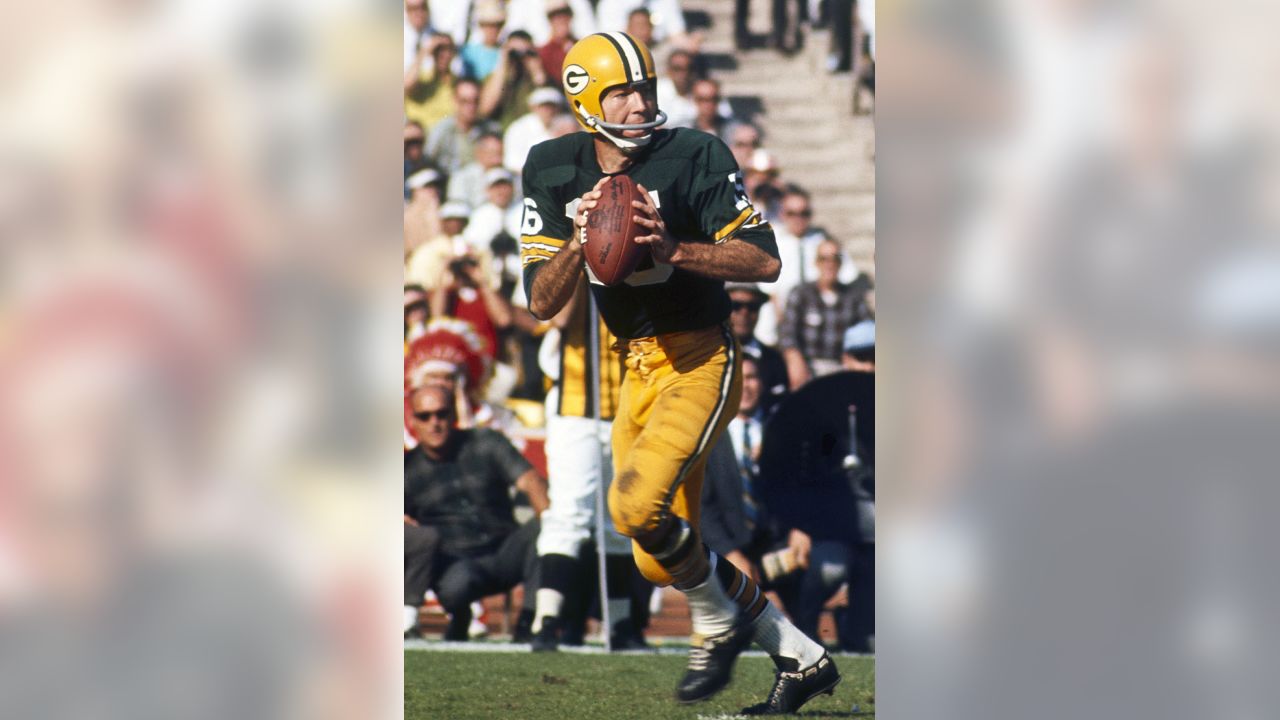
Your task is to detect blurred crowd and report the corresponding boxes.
[403,0,875,650]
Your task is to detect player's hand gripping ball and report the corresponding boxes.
[582,175,647,286]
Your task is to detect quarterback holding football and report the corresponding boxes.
[520,31,840,715]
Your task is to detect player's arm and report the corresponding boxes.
[632,204,781,282]
[526,237,585,320]
[631,137,781,282]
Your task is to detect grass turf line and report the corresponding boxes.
[406,651,874,719]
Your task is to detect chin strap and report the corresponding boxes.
[580,106,669,152]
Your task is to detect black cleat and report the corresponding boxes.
[530,617,560,653]
[742,653,841,715]
[674,619,755,704]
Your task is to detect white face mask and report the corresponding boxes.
[578,104,669,152]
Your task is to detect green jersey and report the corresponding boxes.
[520,128,778,340]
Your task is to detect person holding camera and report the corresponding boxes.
[478,30,548,132]
[429,245,513,365]
[405,33,462,132]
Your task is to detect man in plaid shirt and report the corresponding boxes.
[778,237,873,387]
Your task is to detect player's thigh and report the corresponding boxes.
[613,365,737,521]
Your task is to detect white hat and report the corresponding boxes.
[528,86,564,108]
[748,148,779,173]
[439,201,471,221]
[406,168,441,189]
[484,168,515,186]
[475,0,506,24]
[546,0,573,16]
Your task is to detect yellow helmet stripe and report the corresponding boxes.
[603,31,645,83]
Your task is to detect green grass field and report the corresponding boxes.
[405,648,874,719]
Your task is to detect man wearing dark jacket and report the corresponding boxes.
[403,385,549,640]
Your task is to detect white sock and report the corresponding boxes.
[751,602,825,668]
[681,555,738,637]
[533,588,564,632]
[403,605,419,634]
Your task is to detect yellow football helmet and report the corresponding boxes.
[561,32,668,151]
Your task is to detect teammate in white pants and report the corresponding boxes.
[531,280,645,651]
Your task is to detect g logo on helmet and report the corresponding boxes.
[563,64,590,95]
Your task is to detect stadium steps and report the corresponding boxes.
[682,0,876,268]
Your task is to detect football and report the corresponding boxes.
[582,175,648,286]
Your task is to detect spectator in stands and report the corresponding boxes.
[625,7,655,48]
[691,78,733,141]
[404,167,444,257]
[696,434,753,588]
[505,0,597,47]
[429,249,513,367]
[828,0,854,73]
[548,112,580,138]
[504,87,565,172]
[743,148,779,199]
[406,201,496,292]
[539,1,578,89]
[464,168,523,254]
[744,149,785,222]
[725,283,791,416]
[726,121,762,173]
[841,320,874,373]
[405,34,460,131]
[853,0,875,111]
[778,237,873,385]
[425,78,491,175]
[404,0,439,74]
[405,284,431,344]
[403,385,548,640]
[655,49,698,129]
[596,0,688,47]
[406,318,514,433]
[428,0,476,46]
[461,1,507,82]
[404,121,427,179]
[447,130,511,209]
[759,185,858,344]
[479,30,549,132]
[703,355,847,644]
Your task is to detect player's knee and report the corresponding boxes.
[607,467,664,537]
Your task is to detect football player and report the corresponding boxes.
[520,31,840,714]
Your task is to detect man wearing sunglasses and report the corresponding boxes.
[403,386,549,641]
[725,283,790,419]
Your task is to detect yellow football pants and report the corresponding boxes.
[607,324,743,586]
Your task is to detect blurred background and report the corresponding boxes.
[0,1,405,718]
[9,0,1280,716]
[879,0,1280,718]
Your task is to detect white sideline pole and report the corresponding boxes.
[587,292,612,651]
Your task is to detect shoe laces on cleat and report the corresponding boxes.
[687,644,711,671]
